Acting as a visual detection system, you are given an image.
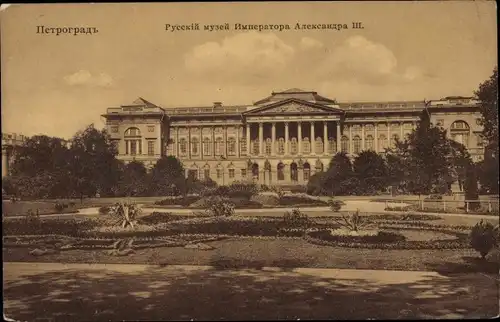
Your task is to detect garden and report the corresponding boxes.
[3,192,499,273]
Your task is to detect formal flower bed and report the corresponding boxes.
[305,224,470,250]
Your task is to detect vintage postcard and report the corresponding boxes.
[2,1,498,321]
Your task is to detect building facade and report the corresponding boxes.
[2,133,27,178]
[101,89,485,186]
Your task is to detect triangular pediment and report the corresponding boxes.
[244,98,344,115]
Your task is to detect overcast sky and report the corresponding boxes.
[1,2,497,139]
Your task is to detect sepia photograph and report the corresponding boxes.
[1,1,499,320]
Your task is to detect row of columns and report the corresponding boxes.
[347,121,416,153]
[173,125,243,159]
[248,121,340,156]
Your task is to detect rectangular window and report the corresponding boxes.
[130,141,137,155]
[241,169,247,178]
[229,169,235,178]
[148,126,155,132]
[217,169,222,179]
[125,140,129,154]
[148,141,155,155]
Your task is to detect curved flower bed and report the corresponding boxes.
[305,225,470,250]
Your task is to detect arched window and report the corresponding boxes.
[228,137,236,156]
[315,137,323,153]
[378,134,387,150]
[450,121,470,147]
[277,163,285,181]
[303,138,311,154]
[179,138,187,155]
[215,137,224,156]
[191,137,199,155]
[365,124,374,131]
[303,162,311,181]
[328,137,336,153]
[365,135,374,151]
[353,136,361,154]
[290,162,298,182]
[278,138,285,155]
[252,140,259,155]
[290,138,298,155]
[203,138,211,156]
[341,136,349,153]
[125,127,142,156]
[265,138,272,155]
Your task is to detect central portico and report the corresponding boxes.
[243,96,344,185]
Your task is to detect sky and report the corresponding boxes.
[1,2,497,139]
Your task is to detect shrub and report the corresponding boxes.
[328,199,343,212]
[154,196,201,207]
[250,193,280,207]
[283,208,312,229]
[470,220,498,258]
[279,195,327,206]
[227,182,258,199]
[206,197,235,217]
[54,202,65,213]
[108,203,142,228]
[99,206,111,216]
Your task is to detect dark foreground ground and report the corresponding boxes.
[3,262,499,321]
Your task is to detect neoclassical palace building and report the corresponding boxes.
[102,88,485,186]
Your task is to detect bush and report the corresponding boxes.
[333,210,372,232]
[99,206,111,215]
[169,217,281,236]
[279,195,327,207]
[470,220,498,258]
[154,196,201,207]
[283,208,313,229]
[250,193,280,207]
[228,182,258,199]
[206,197,235,217]
[328,199,343,212]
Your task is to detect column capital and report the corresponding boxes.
[284,122,289,127]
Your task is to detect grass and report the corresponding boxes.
[2,201,81,217]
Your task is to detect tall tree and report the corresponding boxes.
[148,156,185,196]
[117,160,149,197]
[68,124,120,200]
[475,66,499,194]
[323,152,355,196]
[353,150,388,194]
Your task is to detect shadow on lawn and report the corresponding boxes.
[3,263,498,321]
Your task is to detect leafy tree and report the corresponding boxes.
[464,163,480,211]
[117,161,149,197]
[148,156,185,196]
[386,118,455,195]
[475,66,499,194]
[68,124,119,200]
[306,172,326,196]
[353,151,388,194]
[323,152,354,196]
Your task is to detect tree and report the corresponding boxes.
[117,161,149,197]
[386,118,455,195]
[148,156,185,196]
[68,124,120,200]
[475,66,498,194]
[352,151,388,194]
[464,163,480,211]
[322,152,354,196]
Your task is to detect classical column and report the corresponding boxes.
[311,121,316,154]
[336,122,341,153]
[349,124,353,154]
[285,122,289,155]
[223,125,228,158]
[271,122,276,156]
[387,122,391,149]
[361,124,365,151]
[246,123,251,156]
[297,121,302,155]
[374,123,379,152]
[236,126,240,158]
[188,126,191,159]
[212,126,216,157]
[323,121,328,154]
[258,122,264,156]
